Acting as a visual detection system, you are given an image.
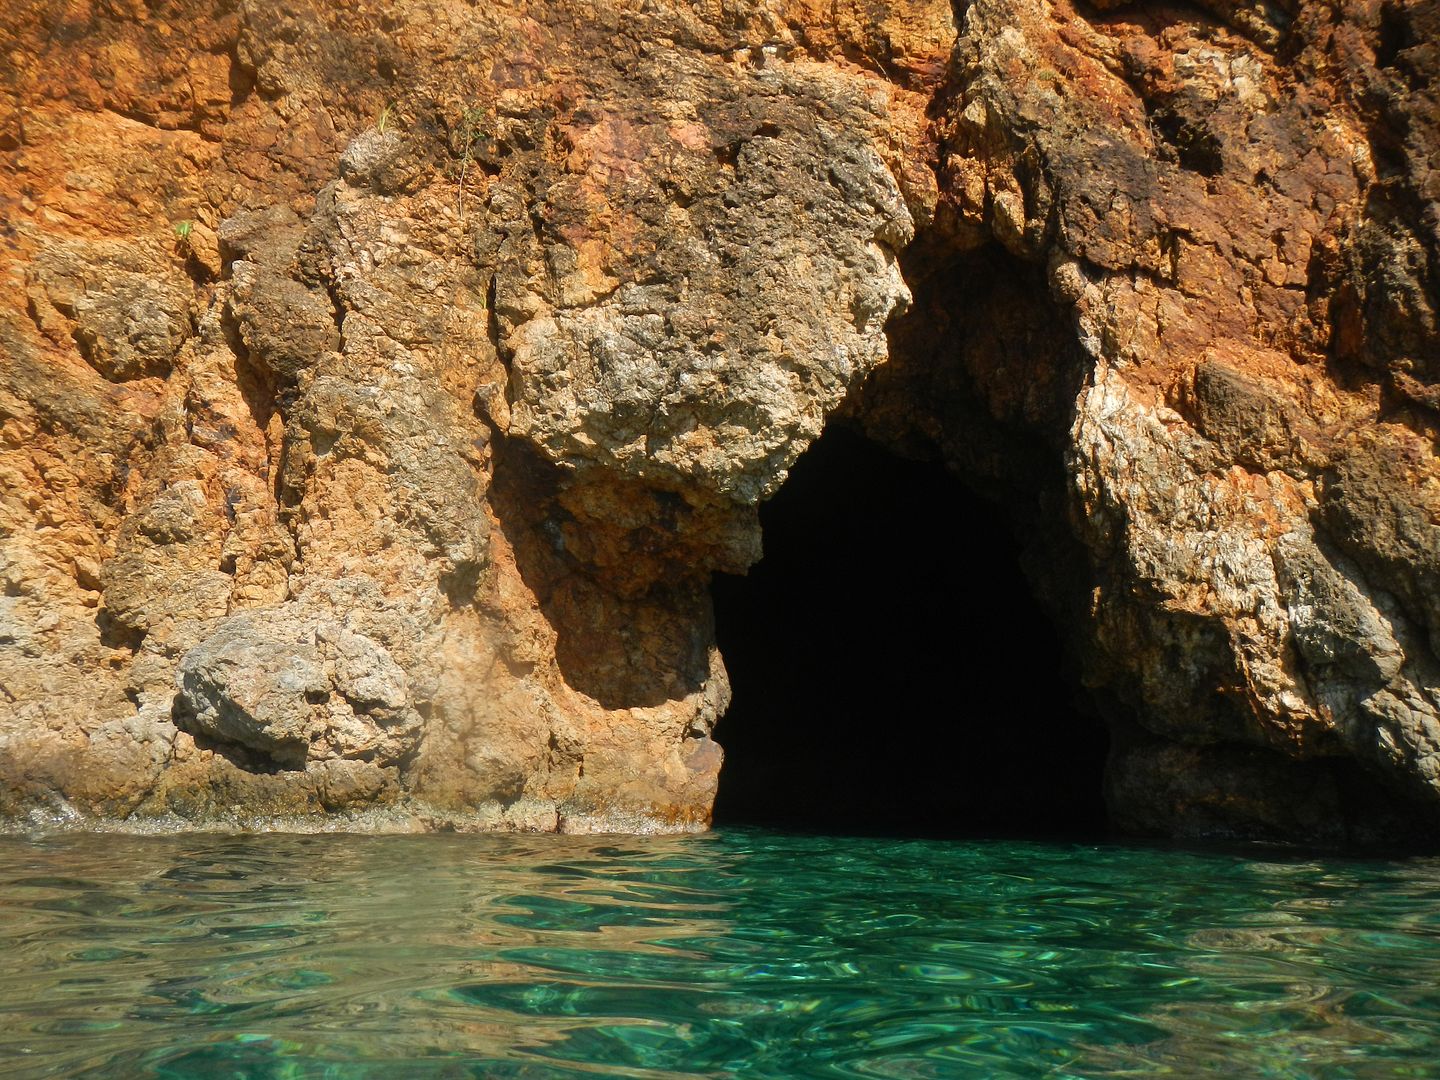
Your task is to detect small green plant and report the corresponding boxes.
[455,105,486,220]
[172,219,194,251]
[376,103,393,134]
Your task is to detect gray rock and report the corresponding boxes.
[175,607,423,769]
[28,239,191,381]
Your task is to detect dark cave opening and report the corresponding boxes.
[710,426,1109,837]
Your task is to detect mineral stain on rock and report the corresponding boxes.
[1,0,1438,844]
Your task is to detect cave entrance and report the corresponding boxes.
[710,426,1109,837]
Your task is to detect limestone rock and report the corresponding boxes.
[26,238,192,382]
[1,0,1438,843]
[499,96,914,506]
[174,608,421,769]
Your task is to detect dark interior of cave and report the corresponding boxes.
[710,426,1109,837]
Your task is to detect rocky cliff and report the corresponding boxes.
[2,0,1437,842]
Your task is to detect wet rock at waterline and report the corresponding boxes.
[1,0,1438,843]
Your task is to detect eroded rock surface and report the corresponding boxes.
[860,0,1440,844]
[1,0,1437,842]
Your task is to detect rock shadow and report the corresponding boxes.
[488,436,715,710]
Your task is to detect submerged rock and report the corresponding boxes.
[0,0,1437,843]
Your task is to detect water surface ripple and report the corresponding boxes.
[1,829,1438,1077]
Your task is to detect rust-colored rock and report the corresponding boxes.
[1,0,1437,843]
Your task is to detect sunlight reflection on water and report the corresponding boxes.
[1,829,1438,1077]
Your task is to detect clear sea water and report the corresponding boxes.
[2,828,1439,1079]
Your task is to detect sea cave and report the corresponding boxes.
[711,426,1109,836]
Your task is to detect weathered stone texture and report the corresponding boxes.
[1,0,1437,842]
[880,0,1440,843]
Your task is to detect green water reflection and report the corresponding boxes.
[0,829,1438,1077]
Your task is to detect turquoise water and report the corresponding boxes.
[2,830,1439,1078]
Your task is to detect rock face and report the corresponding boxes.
[1,0,1437,842]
